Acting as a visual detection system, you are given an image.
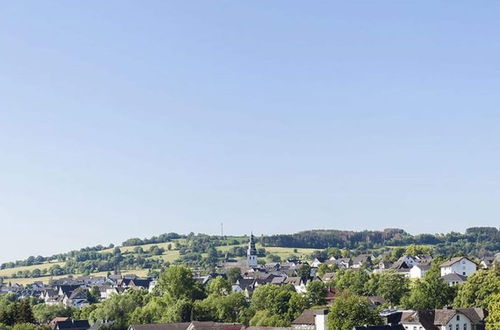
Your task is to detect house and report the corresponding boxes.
[479,257,495,269]
[441,273,468,287]
[392,256,416,270]
[102,286,126,299]
[311,258,325,268]
[400,308,486,330]
[233,278,255,290]
[409,264,431,279]
[41,288,61,305]
[440,257,477,277]
[353,326,405,330]
[128,278,153,290]
[352,254,373,269]
[58,285,81,298]
[285,277,307,294]
[51,318,91,330]
[128,322,242,330]
[320,272,335,283]
[336,258,352,269]
[367,296,385,308]
[292,309,329,330]
[63,287,90,308]
[373,261,393,274]
[414,255,433,265]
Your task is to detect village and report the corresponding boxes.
[1,234,498,330]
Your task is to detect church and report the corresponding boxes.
[246,233,258,267]
[222,233,259,270]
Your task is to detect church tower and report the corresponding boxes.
[247,233,258,267]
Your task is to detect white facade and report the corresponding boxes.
[400,255,417,267]
[314,312,328,330]
[409,265,428,279]
[246,234,258,267]
[403,314,473,330]
[440,258,477,277]
[311,258,323,268]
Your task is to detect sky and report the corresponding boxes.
[0,1,499,263]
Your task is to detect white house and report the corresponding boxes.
[409,264,431,279]
[398,255,417,268]
[401,308,486,330]
[440,257,477,277]
[311,258,324,268]
[292,309,329,330]
[285,277,307,294]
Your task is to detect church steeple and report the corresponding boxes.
[247,233,258,267]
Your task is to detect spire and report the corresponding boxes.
[247,233,257,257]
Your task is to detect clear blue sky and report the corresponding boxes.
[1,2,499,262]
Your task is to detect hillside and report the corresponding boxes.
[1,227,498,285]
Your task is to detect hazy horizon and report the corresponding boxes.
[1,2,500,263]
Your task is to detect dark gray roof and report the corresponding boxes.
[353,326,405,330]
[54,319,91,330]
[353,254,372,264]
[292,309,328,325]
[441,273,467,283]
[129,323,191,330]
[440,257,475,267]
[413,264,431,271]
[189,321,242,330]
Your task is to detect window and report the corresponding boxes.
[463,324,467,330]
[463,272,466,275]
[457,316,460,321]
[449,325,452,330]
[456,324,459,330]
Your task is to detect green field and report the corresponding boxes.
[1,237,319,285]
[0,262,65,277]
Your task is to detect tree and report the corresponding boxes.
[207,277,231,296]
[226,267,242,284]
[250,284,307,326]
[391,247,405,261]
[376,271,409,306]
[16,300,35,324]
[454,269,500,309]
[157,265,205,303]
[193,292,249,323]
[306,281,326,306]
[328,291,382,330]
[87,286,101,304]
[486,293,500,330]
[334,270,370,295]
[32,304,74,324]
[296,264,311,280]
[402,264,455,309]
[89,289,149,329]
[405,244,431,256]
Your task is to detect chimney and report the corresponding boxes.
[314,309,329,330]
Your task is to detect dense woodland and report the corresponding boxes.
[261,227,500,256]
